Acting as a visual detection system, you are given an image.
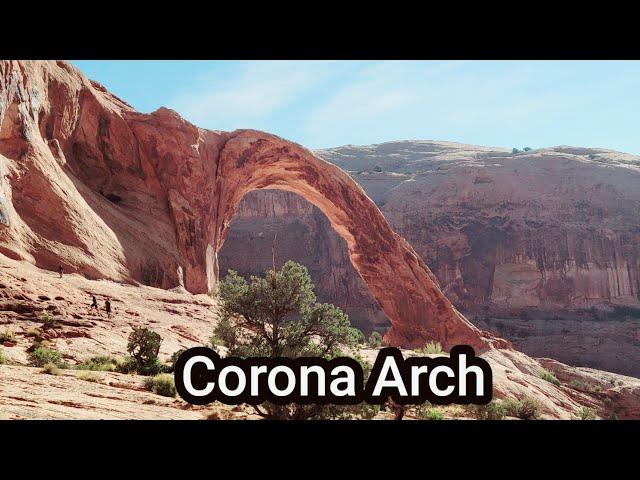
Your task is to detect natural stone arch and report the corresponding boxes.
[0,61,504,353]
[191,130,499,352]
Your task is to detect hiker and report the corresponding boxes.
[90,295,99,311]
[58,265,64,279]
[105,298,112,318]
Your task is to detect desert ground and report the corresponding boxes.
[2,256,638,420]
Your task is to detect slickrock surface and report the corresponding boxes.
[220,141,640,375]
[0,256,216,366]
[0,60,504,350]
[1,257,639,419]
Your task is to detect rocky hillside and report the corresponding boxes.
[219,141,640,376]
[1,256,639,419]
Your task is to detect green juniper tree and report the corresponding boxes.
[212,260,369,420]
[124,327,163,375]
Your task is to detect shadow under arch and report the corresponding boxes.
[198,130,500,352]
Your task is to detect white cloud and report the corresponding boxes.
[302,61,583,147]
[168,61,341,130]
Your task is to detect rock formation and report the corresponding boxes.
[219,141,640,375]
[0,60,506,351]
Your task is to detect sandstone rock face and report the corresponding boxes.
[219,141,640,375]
[0,60,502,351]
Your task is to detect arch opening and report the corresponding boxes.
[217,189,392,337]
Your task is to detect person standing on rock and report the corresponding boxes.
[58,265,64,279]
[105,298,112,318]
[90,295,99,312]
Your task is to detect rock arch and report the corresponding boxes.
[187,130,500,351]
[0,60,505,353]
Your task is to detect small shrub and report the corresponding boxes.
[419,406,444,420]
[368,331,383,348]
[608,412,619,420]
[126,327,162,375]
[144,373,176,397]
[78,371,100,382]
[568,379,592,392]
[76,355,118,371]
[512,148,520,154]
[0,349,5,364]
[466,401,506,420]
[417,341,444,355]
[358,403,380,420]
[539,369,561,387]
[41,362,61,375]
[0,330,15,343]
[167,349,186,373]
[523,147,532,151]
[29,346,67,368]
[26,328,42,338]
[578,407,597,420]
[373,165,383,172]
[116,355,163,375]
[39,312,57,329]
[502,396,541,420]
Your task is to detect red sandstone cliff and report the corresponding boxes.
[0,60,506,351]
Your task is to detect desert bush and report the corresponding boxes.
[124,327,163,375]
[41,362,61,375]
[116,355,162,375]
[578,407,597,420]
[418,406,444,420]
[0,330,14,343]
[358,403,380,420]
[512,148,520,154]
[76,355,118,372]
[0,349,5,364]
[568,379,593,392]
[39,312,57,329]
[165,349,187,373]
[539,369,561,386]
[417,341,444,355]
[466,401,506,420]
[368,331,383,348]
[144,373,177,397]
[26,327,42,337]
[78,371,101,382]
[29,346,67,368]
[373,165,383,172]
[502,396,541,420]
[215,261,367,419]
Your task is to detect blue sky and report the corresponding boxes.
[72,61,640,154]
